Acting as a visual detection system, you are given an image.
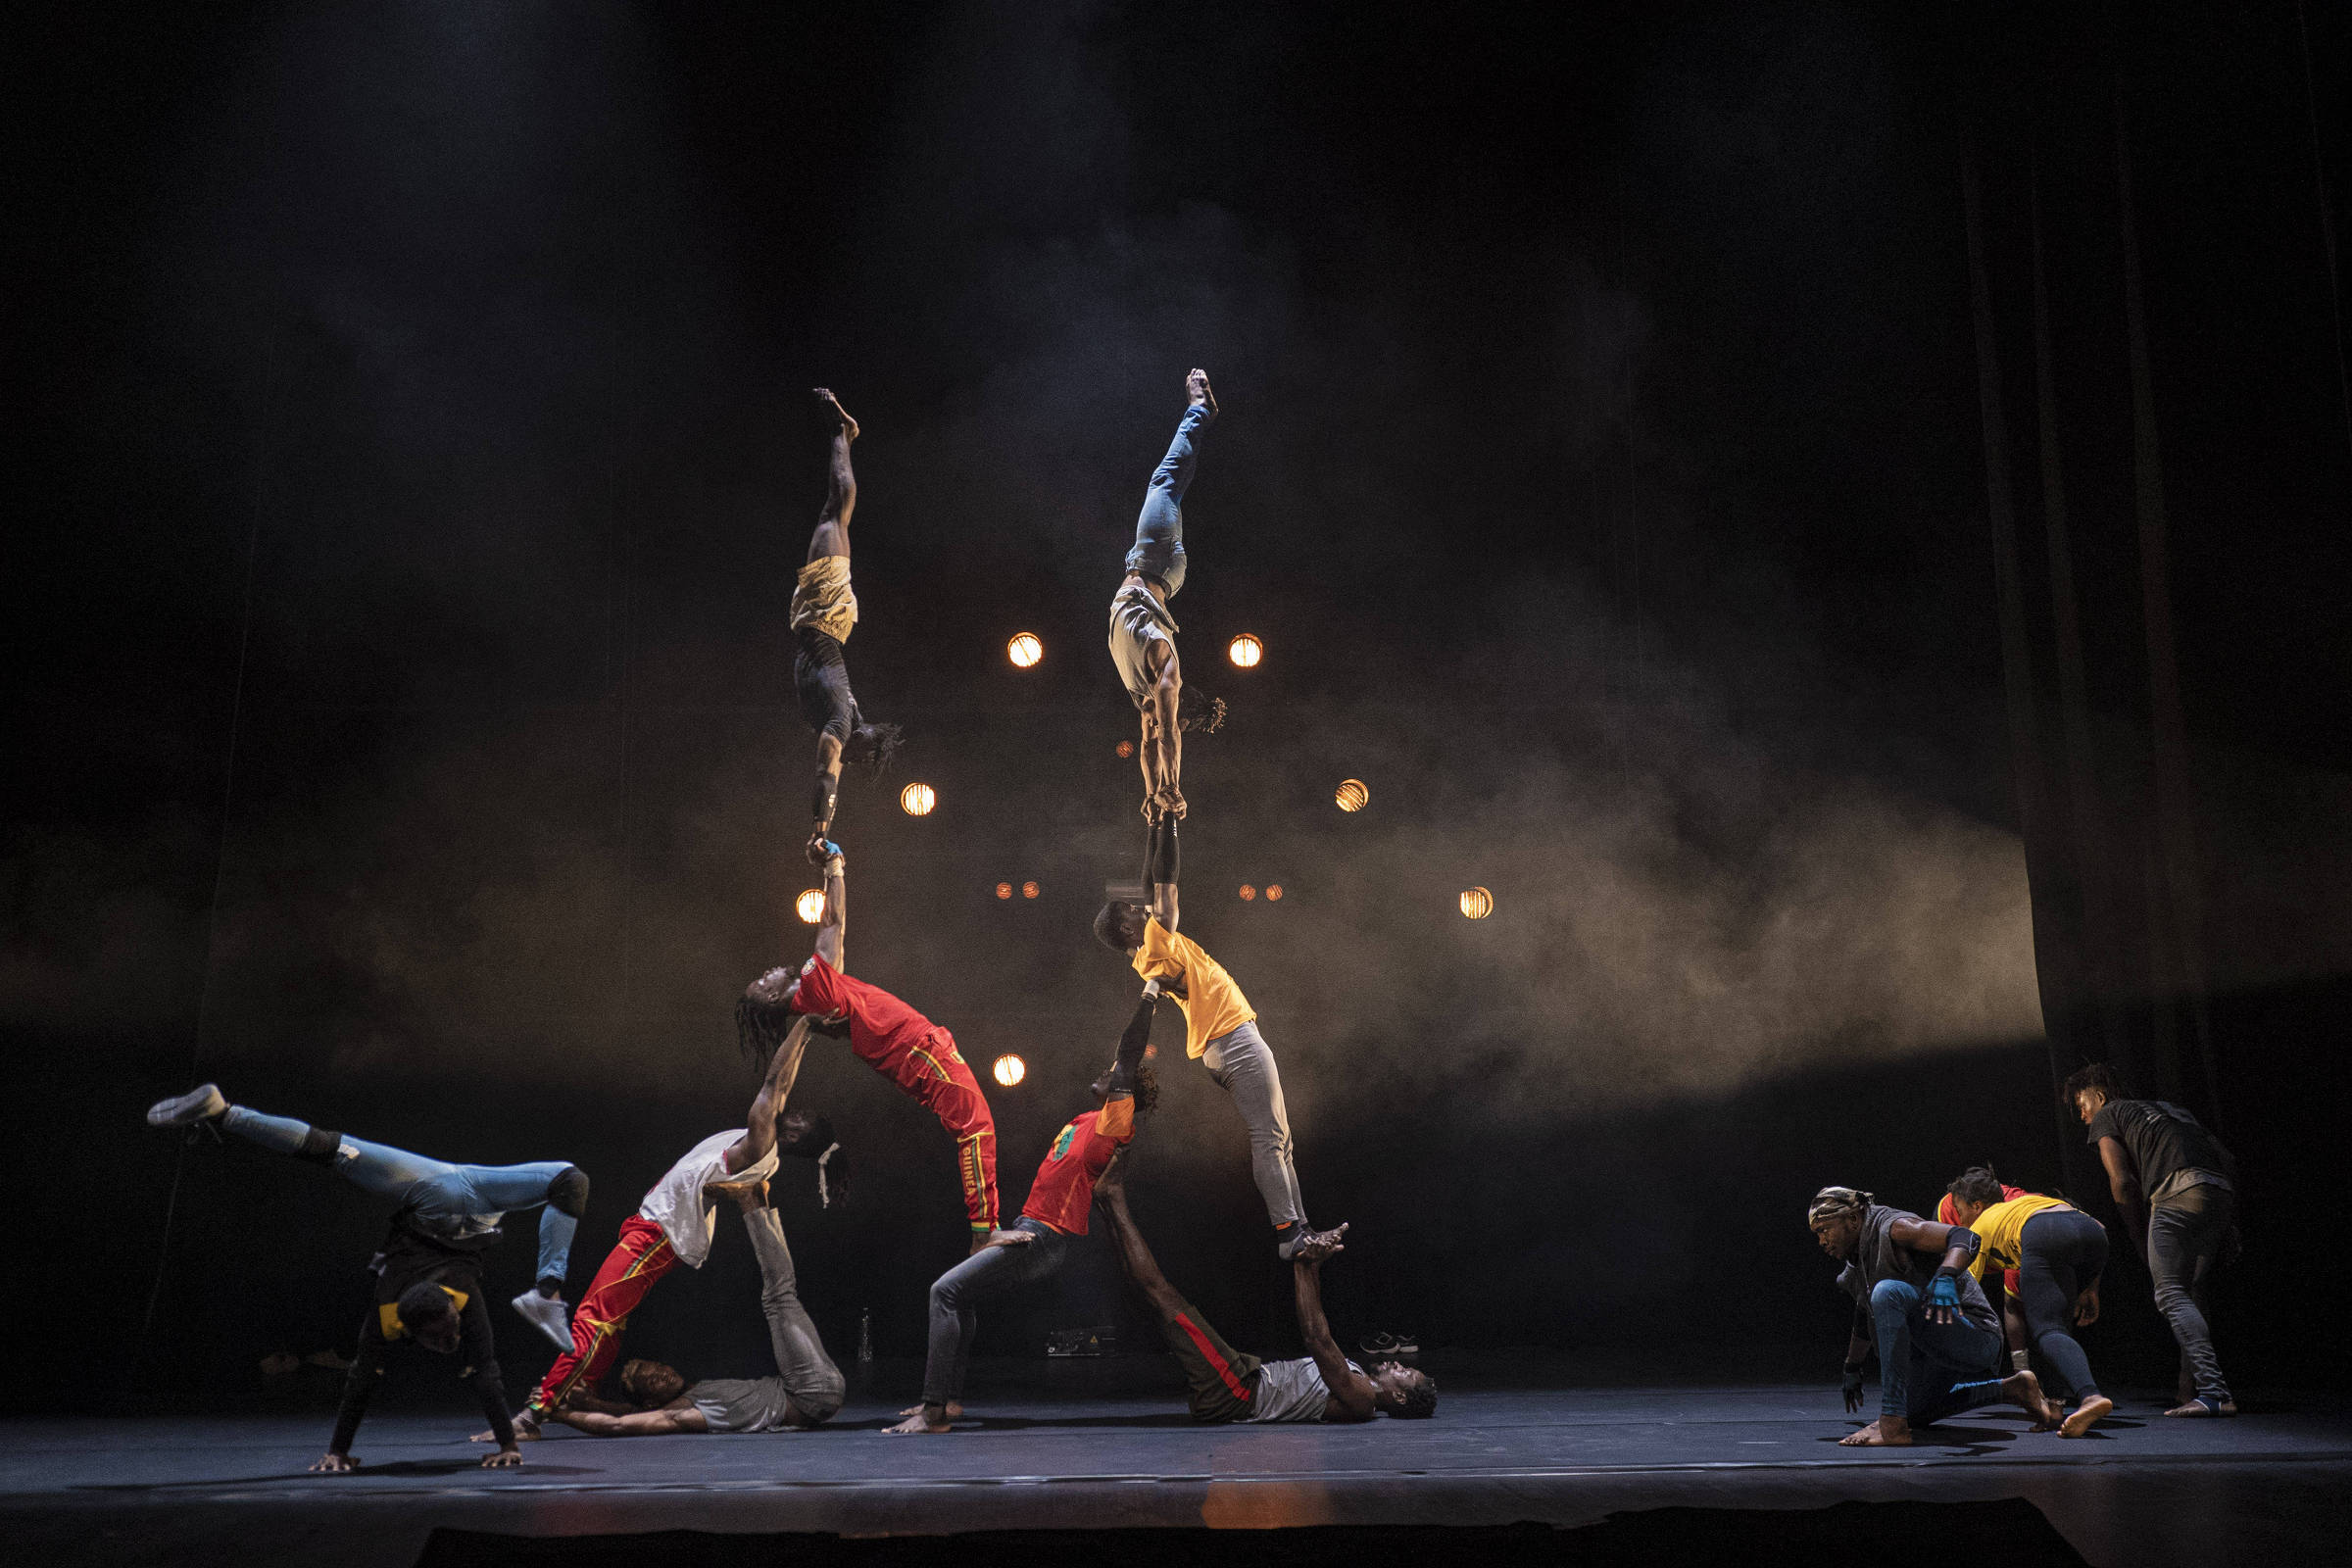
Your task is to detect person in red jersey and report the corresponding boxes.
[1938,1176,2031,1369]
[743,844,1001,1245]
[885,997,1162,1435]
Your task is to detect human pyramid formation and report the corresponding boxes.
[143,371,1438,1473]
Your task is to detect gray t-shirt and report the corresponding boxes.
[1836,1203,1997,1334]
[1245,1356,1360,1423]
[688,1376,804,1434]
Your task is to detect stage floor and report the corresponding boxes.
[8,1387,2345,1566]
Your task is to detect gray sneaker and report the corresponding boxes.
[512,1290,571,1351]
[147,1084,226,1128]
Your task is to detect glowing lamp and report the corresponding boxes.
[900,782,936,816]
[1460,886,1494,920]
[795,888,826,924]
[1021,881,1040,900]
[1115,740,1136,759]
[1239,884,1257,902]
[1006,632,1043,668]
[1266,884,1284,902]
[995,882,1013,900]
[1227,633,1263,668]
[992,1054,1027,1088]
[1335,779,1369,812]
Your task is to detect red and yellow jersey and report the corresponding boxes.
[1939,1185,2027,1297]
[1019,1097,1136,1236]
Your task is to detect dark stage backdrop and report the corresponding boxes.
[6,1,2349,1413]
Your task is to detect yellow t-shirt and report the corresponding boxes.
[1965,1194,2074,1281]
[1132,917,1255,1059]
[791,555,858,643]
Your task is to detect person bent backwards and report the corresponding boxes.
[1806,1185,2057,1446]
[143,1085,592,1471]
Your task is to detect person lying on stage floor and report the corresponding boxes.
[884,996,1164,1435]
[1106,368,1225,830]
[792,387,902,865]
[143,1084,594,1471]
[1938,1174,2031,1369]
[530,1180,846,1436]
[1806,1185,2057,1447]
[501,1008,837,1439]
[1943,1165,2112,1437]
[744,844,1003,1251]
[1095,854,1323,1259]
[2063,1062,2240,1417]
[1094,1156,1434,1423]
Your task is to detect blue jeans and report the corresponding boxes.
[1124,403,1213,596]
[223,1106,579,1285]
[920,1216,1068,1405]
[1870,1278,2004,1424]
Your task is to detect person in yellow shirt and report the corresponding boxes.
[1945,1166,2112,1436]
[1093,879,1329,1259]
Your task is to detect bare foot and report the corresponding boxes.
[2001,1368,2060,1429]
[814,387,858,440]
[883,1404,953,1435]
[1186,368,1216,415]
[471,1411,540,1443]
[1838,1416,1912,1446]
[2060,1394,2113,1437]
[901,1401,963,1421]
[2165,1396,2236,1417]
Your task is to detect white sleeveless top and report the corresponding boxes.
[636,1129,779,1268]
[1246,1356,1361,1423]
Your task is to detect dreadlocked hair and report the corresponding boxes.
[1131,1059,1162,1119]
[849,720,905,776]
[1177,688,1226,734]
[1093,900,1142,953]
[1946,1165,2004,1206]
[2060,1060,2128,1107]
[737,968,798,1069]
[1393,1375,1439,1419]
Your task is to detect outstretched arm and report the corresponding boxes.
[726,1016,812,1174]
[1290,1237,1377,1422]
[1142,643,1184,825]
[1144,815,1180,931]
[806,389,858,561]
[812,849,846,971]
[553,1402,708,1437]
[1106,993,1156,1095]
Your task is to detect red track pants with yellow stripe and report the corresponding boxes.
[856,1023,999,1233]
[528,1214,677,1413]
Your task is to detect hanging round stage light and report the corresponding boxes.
[1115,740,1136,759]
[1006,632,1043,668]
[1227,633,1263,668]
[796,888,826,924]
[1021,881,1040,900]
[1266,884,1285,901]
[1335,779,1369,812]
[1239,884,1257,901]
[900,782,936,816]
[995,882,1013,900]
[992,1054,1027,1088]
[1460,886,1494,919]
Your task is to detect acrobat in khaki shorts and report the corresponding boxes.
[1156,1297,1263,1423]
[1106,585,1178,710]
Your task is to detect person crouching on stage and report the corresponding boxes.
[1937,1174,2030,1369]
[537,1180,844,1436]
[885,996,1162,1435]
[1944,1165,2112,1436]
[1806,1185,2057,1446]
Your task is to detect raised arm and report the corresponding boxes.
[1145,815,1179,931]
[812,848,846,971]
[726,1016,812,1174]
[1106,992,1156,1096]
[1290,1236,1377,1422]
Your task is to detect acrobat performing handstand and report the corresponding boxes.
[793,387,901,864]
[884,994,1163,1434]
[1095,1156,1435,1423]
[142,1084,593,1470]
[1106,368,1224,829]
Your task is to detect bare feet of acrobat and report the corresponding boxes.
[1838,1415,1912,1446]
[2002,1367,2060,1428]
[1187,368,1215,415]
[814,387,858,440]
[883,1402,954,1435]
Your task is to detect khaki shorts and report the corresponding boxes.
[1107,585,1179,709]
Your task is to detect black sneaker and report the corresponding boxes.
[1361,1331,1420,1363]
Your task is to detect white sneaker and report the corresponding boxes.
[512,1290,571,1351]
[147,1084,226,1128]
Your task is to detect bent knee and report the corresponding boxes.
[547,1165,590,1219]
[1871,1279,1920,1310]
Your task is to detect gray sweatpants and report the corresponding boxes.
[1202,1021,1305,1230]
[744,1205,846,1424]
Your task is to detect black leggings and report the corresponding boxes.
[2017,1207,2109,1400]
[794,627,858,745]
